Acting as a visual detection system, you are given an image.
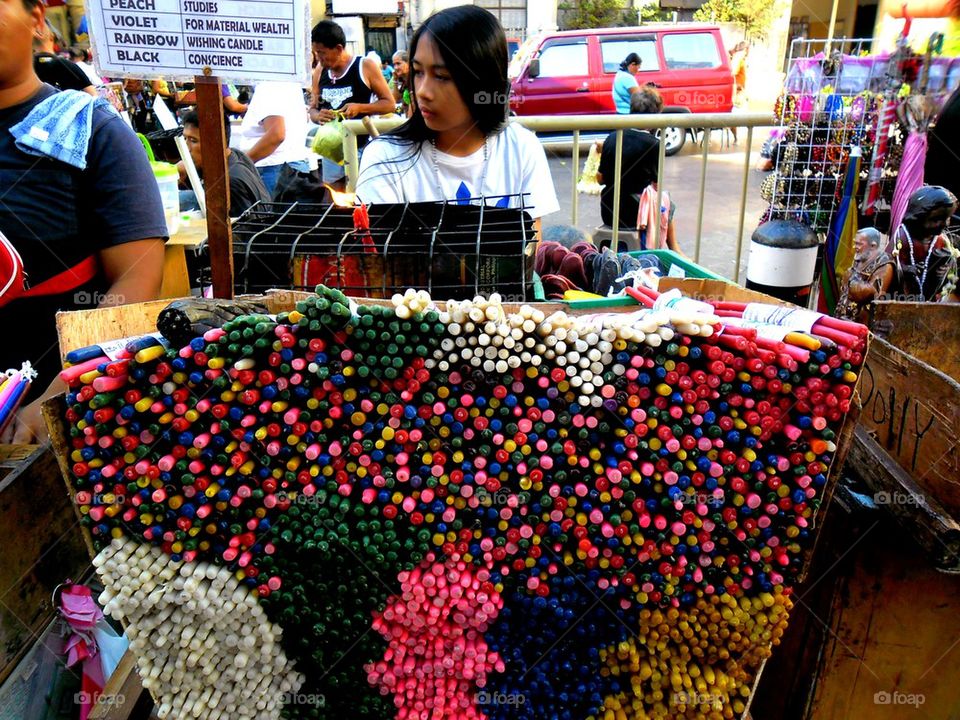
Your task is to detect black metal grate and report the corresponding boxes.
[232,197,537,300]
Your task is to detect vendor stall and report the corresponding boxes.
[43,275,868,720]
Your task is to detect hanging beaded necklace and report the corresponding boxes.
[429,136,489,203]
[901,226,931,301]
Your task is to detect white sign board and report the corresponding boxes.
[331,0,397,14]
[87,0,311,83]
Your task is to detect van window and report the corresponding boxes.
[662,33,722,70]
[601,38,660,73]
[537,41,589,77]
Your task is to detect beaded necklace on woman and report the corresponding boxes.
[428,136,490,202]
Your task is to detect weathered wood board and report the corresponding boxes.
[0,444,91,686]
[848,425,960,571]
[806,517,960,719]
[871,301,960,382]
[857,335,960,520]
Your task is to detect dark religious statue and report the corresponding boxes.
[844,187,959,314]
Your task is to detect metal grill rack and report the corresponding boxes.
[232,196,536,300]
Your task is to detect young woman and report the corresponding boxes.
[355,5,559,228]
[612,52,641,114]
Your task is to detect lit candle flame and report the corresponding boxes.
[324,184,356,208]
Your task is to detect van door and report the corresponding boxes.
[656,30,734,112]
[514,37,594,115]
[598,34,661,113]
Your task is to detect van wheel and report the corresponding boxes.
[662,127,685,156]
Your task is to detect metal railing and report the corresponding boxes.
[341,112,773,282]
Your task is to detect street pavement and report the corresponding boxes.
[540,131,769,283]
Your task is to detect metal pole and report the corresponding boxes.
[348,112,771,135]
[572,130,580,226]
[694,137,709,262]
[612,130,623,252]
[652,127,666,250]
[344,127,360,193]
[825,0,840,56]
[733,126,754,283]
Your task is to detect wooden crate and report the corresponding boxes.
[857,305,960,521]
[753,302,960,719]
[0,444,90,687]
[50,286,865,720]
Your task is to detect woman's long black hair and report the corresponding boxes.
[619,52,641,71]
[389,5,509,145]
[355,4,510,192]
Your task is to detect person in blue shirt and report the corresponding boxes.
[612,52,641,114]
[0,0,167,441]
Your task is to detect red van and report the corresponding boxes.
[509,25,734,154]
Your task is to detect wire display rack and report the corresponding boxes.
[763,37,960,235]
[231,196,537,300]
[762,38,890,233]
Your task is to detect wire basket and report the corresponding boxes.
[232,196,537,300]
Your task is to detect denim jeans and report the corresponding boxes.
[179,189,200,212]
[258,161,312,197]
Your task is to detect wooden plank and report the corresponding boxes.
[55,299,180,363]
[871,301,960,382]
[849,425,960,571]
[0,444,91,686]
[196,77,234,300]
[87,649,147,720]
[0,444,39,465]
[857,335,960,519]
[160,244,190,300]
[807,516,960,719]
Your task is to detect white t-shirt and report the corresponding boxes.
[355,123,560,219]
[232,81,309,168]
[76,61,101,87]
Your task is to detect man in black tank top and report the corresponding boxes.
[310,21,395,185]
[310,21,393,121]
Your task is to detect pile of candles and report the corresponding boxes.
[366,552,505,720]
[64,284,866,719]
[93,538,303,720]
[594,591,792,719]
[0,362,35,435]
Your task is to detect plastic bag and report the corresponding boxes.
[311,116,345,165]
[93,619,129,682]
[577,142,603,195]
